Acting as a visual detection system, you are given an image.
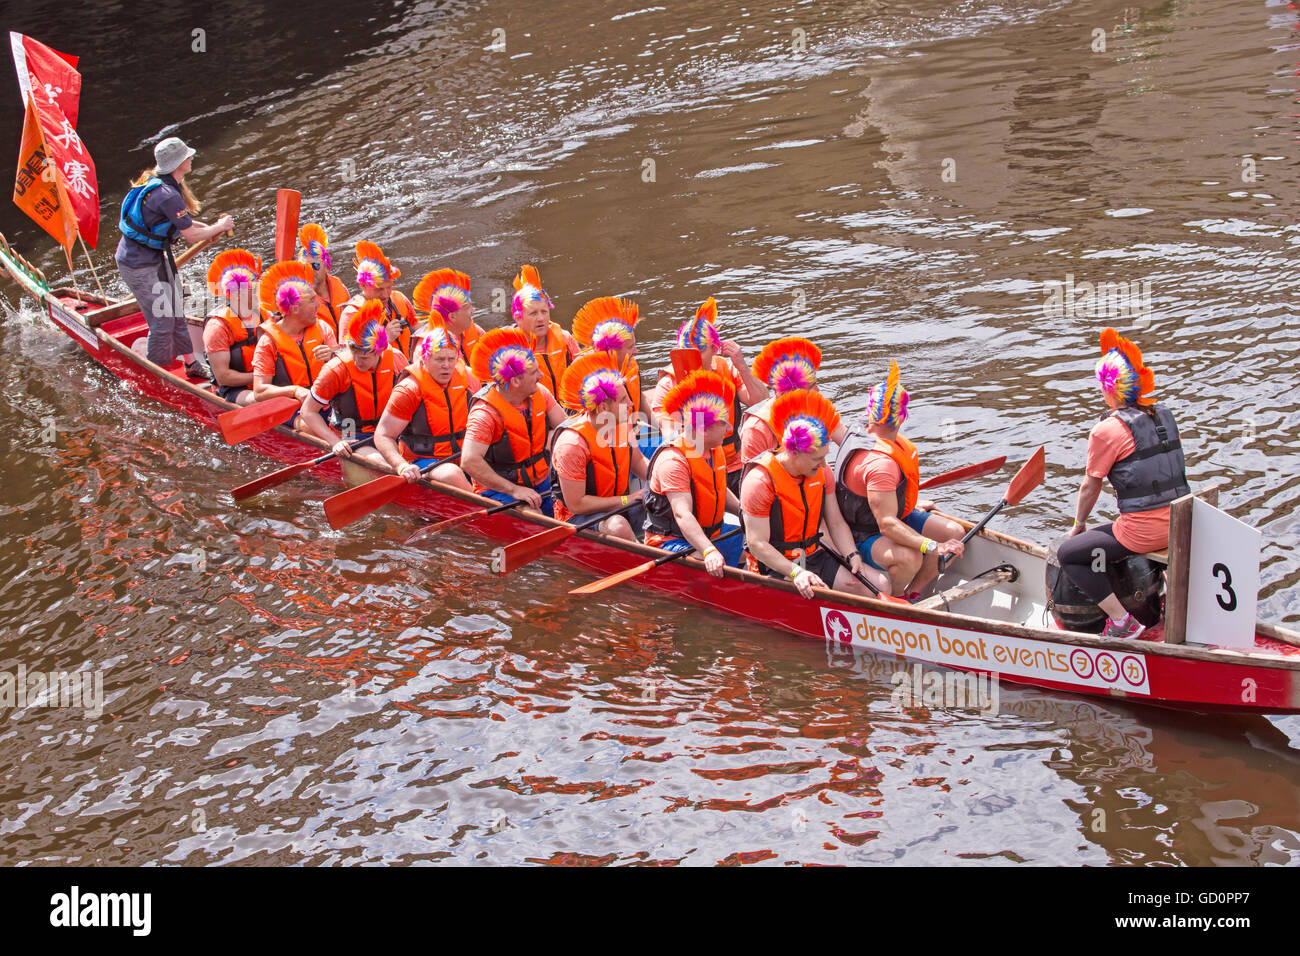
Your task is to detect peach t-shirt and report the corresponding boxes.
[1086,415,1171,553]
[740,414,777,465]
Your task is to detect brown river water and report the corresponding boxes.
[0,0,1298,865]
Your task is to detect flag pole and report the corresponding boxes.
[77,232,107,301]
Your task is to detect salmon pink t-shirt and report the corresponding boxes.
[842,449,902,502]
[251,323,338,379]
[464,385,558,446]
[740,414,778,465]
[1086,415,1171,553]
[202,313,260,357]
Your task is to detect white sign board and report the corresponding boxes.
[1185,497,1260,650]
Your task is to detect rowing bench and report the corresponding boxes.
[916,564,1019,612]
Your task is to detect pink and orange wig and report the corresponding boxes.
[1095,328,1156,407]
[752,337,821,395]
[571,296,639,354]
[416,325,458,365]
[345,300,389,353]
[663,369,736,438]
[560,352,626,412]
[206,248,261,299]
[353,241,400,287]
[863,360,909,430]
[676,297,722,353]
[413,268,471,321]
[771,389,840,455]
[471,327,537,387]
[297,223,332,270]
[258,261,315,315]
[511,264,553,317]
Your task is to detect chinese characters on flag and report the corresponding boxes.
[9,32,99,249]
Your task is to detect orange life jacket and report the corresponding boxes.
[554,415,631,512]
[402,364,470,459]
[315,275,351,337]
[329,350,399,433]
[531,322,571,399]
[214,307,260,374]
[260,319,327,388]
[748,452,826,569]
[478,385,549,489]
[643,441,728,540]
[834,431,919,539]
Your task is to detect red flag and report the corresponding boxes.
[29,93,99,247]
[12,92,77,256]
[9,32,80,128]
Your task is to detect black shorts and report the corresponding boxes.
[216,383,250,403]
[757,547,842,586]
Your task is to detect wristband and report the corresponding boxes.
[621,494,629,506]
[1072,518,1083,527]
[789,566,801,581]
[703,546,720,558]
[920,538,936,555]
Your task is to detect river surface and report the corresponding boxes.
[1,0,1298,865]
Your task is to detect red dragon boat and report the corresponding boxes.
[3,232,1298,716]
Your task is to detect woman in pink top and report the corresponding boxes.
[1057,329,1190,640]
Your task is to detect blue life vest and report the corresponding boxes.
[118,178,178,250]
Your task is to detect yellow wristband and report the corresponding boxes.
[621,494,629,506]
[703,546,720,558]
[789,566,801,581]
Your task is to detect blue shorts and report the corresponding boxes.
[856,508,932,571]
[659,530,744,568]
[480,478,554,518]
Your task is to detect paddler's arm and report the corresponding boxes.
[719,340,765,406]
[374,410,421,482]
[545,403,568,429]
[179,215,233,244]
[744,511,823,599]
[821,493,866,579]
[208,349,250,388]
[252,373,307,405]
[666,490,726,577]
[559,475,643,516]
[631,443,649,481]
[461,438,543,509]
[299,390,353,458]
[724,486,742,516]
[869,489,962,558]
[1071,475,1104,537]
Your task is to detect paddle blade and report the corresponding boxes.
[218,396,300,445]
[1004,446,1046,507]
[275,189,301,263]
[670,348,702,379]
[490,525,577,575]
[230,459,315,501]
[404,508,484,545]
[323,474,405,530]
[570,560,657,595]
[918,455,1006,491]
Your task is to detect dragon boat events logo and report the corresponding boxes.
[820,607,1149,695]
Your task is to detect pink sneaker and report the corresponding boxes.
[1102,614,1145,640]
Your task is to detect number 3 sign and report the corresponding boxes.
[1185,498,1261,650]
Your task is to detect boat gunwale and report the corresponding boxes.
[8,248,1300,678]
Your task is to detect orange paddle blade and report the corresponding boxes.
[569,559,658,595]
[275,189,301,263]
[404,508,484,545]
[218,396,300,445]
[1004,446,1045,507]
[323,474,404,530]
[670,348,702,379]
[918,456,1006,491]
[231,458,316,501]
[491,525,577,575]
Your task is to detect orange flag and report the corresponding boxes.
[12,91,77,258]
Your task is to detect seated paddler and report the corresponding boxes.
[461,327,568,516]
[741,390,890,600]
[411,268,483,369]
[299,300,404,471]
[251,261,336,430]
[373,325,476,491]
[835,361,965,599]
[643,370,746,577]
[552,352,649,542]
[510,264,580,399]
[202,249,265,407]
[741,336,847,465]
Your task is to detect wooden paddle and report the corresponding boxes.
[275,189,301,263]
[938,446,1046,572]
[323,453,460,530]
[569,526,743,595]
[404,490,553,545]
[217,395,301,445]
[230,436,376,501]
[815,535,911,605]
[491,499,641,575]
[670,347,702,379]
[917,455,1006,491]
[174,230,228,269]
